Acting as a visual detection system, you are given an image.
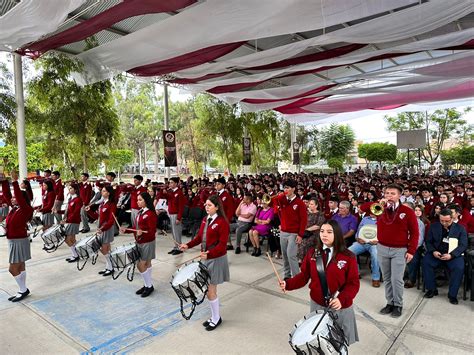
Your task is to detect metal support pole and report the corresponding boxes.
[290,123,297,172]
[163,84,170,178]
[13,53,27,179]
[243,126,248,175]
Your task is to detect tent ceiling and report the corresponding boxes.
[1,0,473,122]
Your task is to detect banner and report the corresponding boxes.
[243,137,251,165]
[292,142,300,165]
[163,130,177,167]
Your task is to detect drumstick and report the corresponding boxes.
[266,252,286,293]
[176,253,201,267]
[112,214,121,229]
[163,231,180,246]
[310,291,340,335]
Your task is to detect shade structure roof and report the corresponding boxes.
[2,0,473,123]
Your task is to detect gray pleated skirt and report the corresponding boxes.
[64,223,80,236]
[8,237,31,263]
[0,206,9,217]
[99,227,114,244]
[310,300,359,345]
[137,240,156,261]
[42,213,55,226]
[202,254,230,285]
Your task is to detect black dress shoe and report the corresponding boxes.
[102,269,113,277]
[254,248,261,257]
[167,249,175,254]
[251,250,256,256]
[202,319,211,327]
[424,289,438,298]
[391,306,402,318]
[11,289,30,303]
[448,296,458,305]
[226,245,234,251]
[235,247,241,254]
[380,304,394,314]
[205,318,222,331]
[136,286,146,295]
[141,286,154,298]
[66,256,79,263]
[172,250,183,255]
[8,294,18,301]
[98,270,107,275]
[80,229,90,233]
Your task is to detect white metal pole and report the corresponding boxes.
[163,84,170,178]
[290,123,296,172]
[13,53,27,179]
[138,148,142,175]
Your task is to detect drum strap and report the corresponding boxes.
[315,251,331,305]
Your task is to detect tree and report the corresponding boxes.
[384,108,472,165]
[27,52,119,177]
[106,149,134,174]
[0,60,15,134]
[358,142,397,166]
[0,143,47,172]
[320,123,355,171]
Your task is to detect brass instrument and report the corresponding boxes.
[262,193,271,205]
[370,201,385,216]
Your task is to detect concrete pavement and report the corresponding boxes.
[0,227,472,354]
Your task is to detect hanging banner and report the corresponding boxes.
[243,137,251,166]
[292,142,300,165]
[163,130,177,167]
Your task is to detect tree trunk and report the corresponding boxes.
[153,138,159,180]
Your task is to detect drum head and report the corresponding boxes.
[42,225,61,236]
[110,243,136,256]
[359,224,377,242]
[76,235,95,248]
[290,312,330,347]
[172,262,200,286]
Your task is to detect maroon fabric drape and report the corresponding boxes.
[242,84,336,104]
[274,96,328,114]
[128,42,245,76]
[19,0,196,58]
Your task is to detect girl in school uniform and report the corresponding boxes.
[121,192,157,298]
[4,172,34,302]
[96,185,116,276]
[179,194,230,331]
[280,220,360,347]
[61,184,83,263]
[38,180,56,230]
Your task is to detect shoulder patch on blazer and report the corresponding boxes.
[211,224,218,230]
[399,213,406,219]
[293,205,298,210]
[337,260,347,269]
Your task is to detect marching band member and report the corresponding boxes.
[121,192,157,298]
[87,185,116,277]
[179,195,230,331]
[38,180,56,230]
[0,178,11,223]
[79,173,93,233]
[130,175,146,228]
[61,184,83,263]
[51,171,64,222]
[214,177,235,250]
[158,177,185,255]
[3,172,34,302]
[280,220,360,346]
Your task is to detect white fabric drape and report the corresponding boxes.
[77,0,416,83]
[237,52,474,112]
[0,0,85,52]
[185,16,474,92]
[174,0,473,80]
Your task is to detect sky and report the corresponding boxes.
[2,52,473,145]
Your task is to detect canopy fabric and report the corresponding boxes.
[1,0,473,122]
[0,0,84,52]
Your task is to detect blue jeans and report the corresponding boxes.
[349,242,380,281]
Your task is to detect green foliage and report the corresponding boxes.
[27,52,119,177]
[106,149,134,173]
[441,146,474,168]
[0,143,46,171]
[384,109,472,165]
[320,123,355,163]
[326,157,344,172]
[358,142,397,165]
[0,60,15,133]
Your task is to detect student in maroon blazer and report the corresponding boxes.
[38,180,56,230]
[87,185,116,276]
[79,172,93,233]
[179,194,230,331]
[121,192,157,298]
[51,171,64,220]
[214,177,235,250]
[281,220,360,346]
[0,179,12,222]
[4,172,34,302]
[61,184,83,263]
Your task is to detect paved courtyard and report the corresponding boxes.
[0,226,472,354]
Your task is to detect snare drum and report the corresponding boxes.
[75,234,102,270]
[170,261,210,320]
[41,225,66,253]
[27,216,43,239]
[289,310,348,355]
[109,243,141,281]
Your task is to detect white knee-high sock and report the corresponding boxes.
[144,267,153,287]
[140,271,149,287]
[70,245,78,258]
[15,273,27,293]
[209,298,220,323]
[105,255,112,271]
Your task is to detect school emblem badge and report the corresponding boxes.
[399,213,406,220]
[337,260,347,269]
